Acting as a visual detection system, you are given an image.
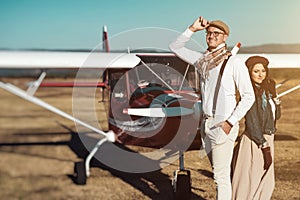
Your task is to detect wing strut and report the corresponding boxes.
[278,84,300,98]
[178,64,190,91]
[140,60,175,92]
[0,81,114,141]
[26,72,47,96]
[0,81,116,179]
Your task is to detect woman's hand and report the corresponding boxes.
[273,97,281,105]
[261,145,272,170]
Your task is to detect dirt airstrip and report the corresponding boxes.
[0,68,299,199]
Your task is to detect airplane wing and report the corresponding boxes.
[0,51,141,69]
[137,51,300,69]
[1,51,299,70]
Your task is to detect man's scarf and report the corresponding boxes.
[195,43,231,79]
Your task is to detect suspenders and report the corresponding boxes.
[212,55,232,117]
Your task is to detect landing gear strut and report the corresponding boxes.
[73,134,113,185]
[172,151,191,200]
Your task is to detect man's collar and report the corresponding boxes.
[206,43,226,55]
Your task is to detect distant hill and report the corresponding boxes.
[238,44,300,54]
[1,44,300,54]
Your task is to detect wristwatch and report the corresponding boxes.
[225,120,233,127]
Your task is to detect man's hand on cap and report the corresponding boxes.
[189,16,209,32]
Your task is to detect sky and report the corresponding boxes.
[0,0,300,51]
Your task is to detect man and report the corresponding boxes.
[169,16,255,200]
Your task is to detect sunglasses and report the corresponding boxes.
[206,31,225,37]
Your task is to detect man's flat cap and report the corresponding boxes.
[207,20,230,35]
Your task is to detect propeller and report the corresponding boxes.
[123,107,194,117]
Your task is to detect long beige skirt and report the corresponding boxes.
[231,133,275,200]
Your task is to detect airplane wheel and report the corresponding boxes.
[74,161,87,185]
[173,171,191,200]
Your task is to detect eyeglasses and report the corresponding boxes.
[206,31,225,37]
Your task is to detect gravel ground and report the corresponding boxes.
[0,72,299,199]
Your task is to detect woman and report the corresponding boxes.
[231,56,281,200]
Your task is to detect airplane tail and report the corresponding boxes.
[102,25,110,52]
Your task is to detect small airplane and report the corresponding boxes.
[1,26,300,199]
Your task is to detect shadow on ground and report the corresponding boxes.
[68,130,206,200]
